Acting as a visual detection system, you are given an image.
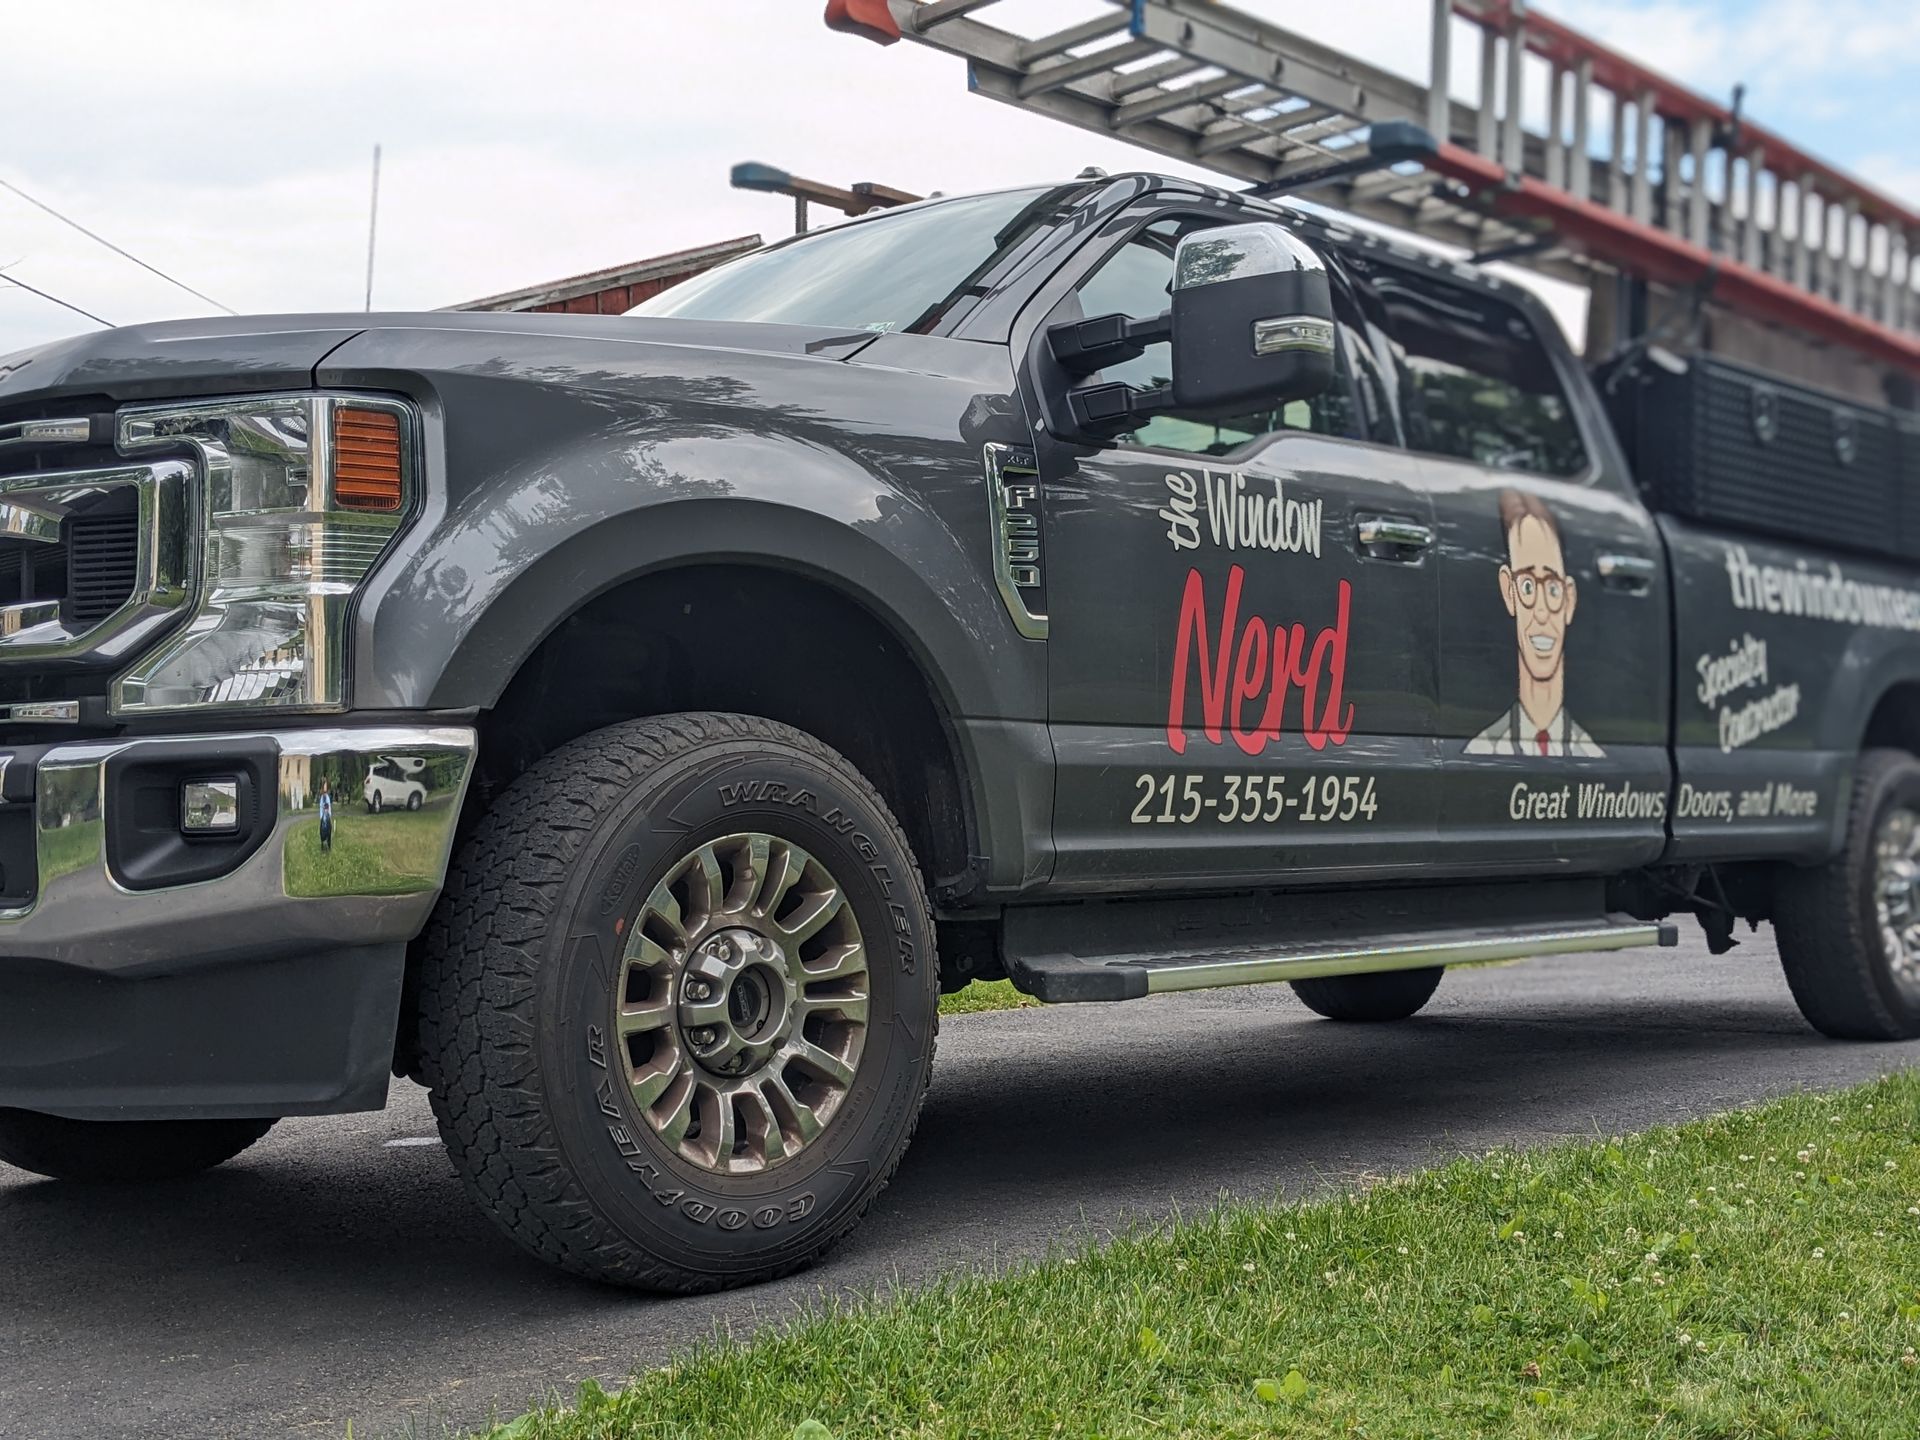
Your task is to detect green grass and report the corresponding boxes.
[283,800,452,897]
[471,1071,1920,1440]
[938,978,1040,1016]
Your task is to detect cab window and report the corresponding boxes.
[1070,217,1359,456]
[1372,268,1588,478]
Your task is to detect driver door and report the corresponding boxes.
[1034,214,1444,893]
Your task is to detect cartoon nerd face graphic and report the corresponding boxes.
[1466,490,1602,758]
[1499,498,1576,685]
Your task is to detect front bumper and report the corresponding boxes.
[0,723,475,1120]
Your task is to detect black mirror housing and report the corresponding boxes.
[1170,222,1336,416]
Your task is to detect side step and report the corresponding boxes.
[1003,893,1677,1003]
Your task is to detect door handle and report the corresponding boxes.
[1354,516,1434,557]
[1596,552,1658,593]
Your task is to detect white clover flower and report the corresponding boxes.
[1813,1247,1826,1258]
[1397,1246,1409,1255]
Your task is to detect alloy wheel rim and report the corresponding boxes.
[612,832,870,1175]
[1872,805,1920,992]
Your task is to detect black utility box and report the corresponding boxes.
[1608,351,1916,563]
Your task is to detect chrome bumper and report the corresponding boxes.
[0,724,476,973]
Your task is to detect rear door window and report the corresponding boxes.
[1372,268,1588,478]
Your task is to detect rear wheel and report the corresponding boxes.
[1290,966,1444,1022]
[0,1111,274,1182]
[417,712,939,1291]
[1774,748,1920,1040]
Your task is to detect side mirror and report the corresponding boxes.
[1169,222,1336,416]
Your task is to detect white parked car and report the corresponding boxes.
[363,757,428,812]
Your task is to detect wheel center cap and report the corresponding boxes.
[678,927,796,1077]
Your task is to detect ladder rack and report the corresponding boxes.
[829,0,1920,378]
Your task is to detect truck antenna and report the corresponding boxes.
[364,143,382,311]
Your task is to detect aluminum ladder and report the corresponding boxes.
[829,0,1920,374]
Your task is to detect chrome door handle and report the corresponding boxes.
[1355,516,1434,551]
[1597,552,1658,592]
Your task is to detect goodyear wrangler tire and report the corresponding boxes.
[416,713,940,1291]
[1774,748,1920,1041]
[1289,966,1444,1022]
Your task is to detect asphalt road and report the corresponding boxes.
[4,928,1918,1440]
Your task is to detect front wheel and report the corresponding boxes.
[1290,966,1444,1022]
[416,713,940,1292]
[1774,748,1920,1040]
[0,1111,274,1182]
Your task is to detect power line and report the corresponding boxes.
[0,268,112,327]
[0,175,236,315]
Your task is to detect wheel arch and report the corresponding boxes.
[462,551,985,907]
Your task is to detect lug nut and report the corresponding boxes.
[687,980,711,1001]
[690,1027,716,1047]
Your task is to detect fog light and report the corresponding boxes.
[181,779,240,834]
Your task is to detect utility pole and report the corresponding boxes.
[364,144,382,311]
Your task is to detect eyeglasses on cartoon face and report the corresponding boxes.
[1511,566,1567,612]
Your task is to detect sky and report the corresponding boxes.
[2,0,1916,356]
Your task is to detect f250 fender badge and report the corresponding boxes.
[983,442,1047,641]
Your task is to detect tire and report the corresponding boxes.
[370,792,383,814]
[1774,748,1920,1040]
[0,1111,274,1183]
[416,712,940,1292]
[1290,966,1444,1022]
[407,791,424,811]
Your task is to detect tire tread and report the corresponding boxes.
[415,712,938,1291]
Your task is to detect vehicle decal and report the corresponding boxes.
[1723,545,1920,631]
[1159,467,1323,558]
[1465,489,1603,759]
[1506,779,1667,822]
[1165,562,1353,756]
[1694,633,1800,753]
[1673,780,1819,824]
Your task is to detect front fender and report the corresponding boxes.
[321,319,1043,726]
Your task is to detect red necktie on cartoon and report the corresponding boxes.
[1536,729,1550,757]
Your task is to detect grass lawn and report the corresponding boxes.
[474,1070,1920,1440]
[939,978,1040,1016]
[283,800,453,897]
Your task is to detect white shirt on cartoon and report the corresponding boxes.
[1465,702,1603,758]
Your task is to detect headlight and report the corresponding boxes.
[110,393,415,715]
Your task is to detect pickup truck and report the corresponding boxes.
[3,172,1917,1293]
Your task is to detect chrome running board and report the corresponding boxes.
[1002,896,1676,1003]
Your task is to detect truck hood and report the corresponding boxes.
[0,312,878,412]
[0,316,374,410]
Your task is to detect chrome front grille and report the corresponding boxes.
[0,460,193,665]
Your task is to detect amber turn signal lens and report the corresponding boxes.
[332,406,404,512]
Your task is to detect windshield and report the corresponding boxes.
[628,186,1077,334]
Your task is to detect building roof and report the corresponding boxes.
[449,235,762,314]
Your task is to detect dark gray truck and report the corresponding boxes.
[4,173,1918,1291]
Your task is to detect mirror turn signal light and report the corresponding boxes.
[332,405,405,512]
